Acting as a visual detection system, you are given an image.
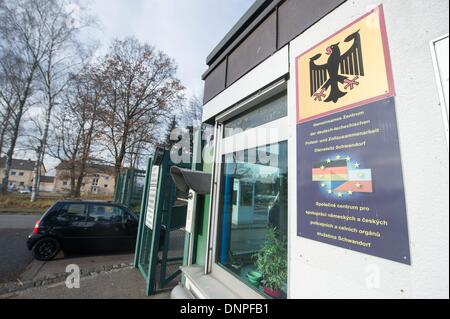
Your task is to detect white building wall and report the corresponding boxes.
[287,0,449,299]
[39,182,55,192]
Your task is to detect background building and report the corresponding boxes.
[38,176,55,193]
[54,161,116,196]
[0,157,46,191]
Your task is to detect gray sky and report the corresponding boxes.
[87,0,255,97]
[24,0,255,173]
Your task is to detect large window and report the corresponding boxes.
[224,93,287,137]
[209,88,288,298]
[216,141,288,296]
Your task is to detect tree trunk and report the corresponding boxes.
[30,145,42,202]
[115,121,129,181]
[0,106,12,156]
[30,89,53,202]
[75,173,83,198]
[1,120,20,194]
[69,165,77,197]
[1,61,37,193]
[1,95,29,194]
[30,141,46,202]
[75,153,86,199]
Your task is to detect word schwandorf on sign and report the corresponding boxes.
[179,303,269,317]
[295,5,411,265]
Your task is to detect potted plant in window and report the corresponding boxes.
[254,227,287,299]
[228,251,243,274]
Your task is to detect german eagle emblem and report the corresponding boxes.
[310,30,364,103]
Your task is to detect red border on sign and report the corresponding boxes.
[296,4,395,124]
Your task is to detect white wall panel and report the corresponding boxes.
[287,0,449,299]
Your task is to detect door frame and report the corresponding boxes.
[204,80,289,298]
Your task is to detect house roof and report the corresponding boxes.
[55,161,116,175]
[0,157,37,171]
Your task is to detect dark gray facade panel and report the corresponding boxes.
[207,0,273,65]
[278,0,346,48]
[203,1,278,80]
[203,59,227,104]
[226,11,277,86]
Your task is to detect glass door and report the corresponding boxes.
[208,89,289,298]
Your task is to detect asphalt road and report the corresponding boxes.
[0,214,40,284]
[0,213,185,295]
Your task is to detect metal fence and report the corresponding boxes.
[114,168,146,213]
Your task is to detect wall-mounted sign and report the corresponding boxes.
[145,165,160,230]
[296,5,395,124]
[296,6,411,265]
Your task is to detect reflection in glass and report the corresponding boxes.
[216,141,288,296]
[224,93,287,137]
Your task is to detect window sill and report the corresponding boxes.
[181,266,245,299]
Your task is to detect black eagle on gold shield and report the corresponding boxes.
[310,30,364,103]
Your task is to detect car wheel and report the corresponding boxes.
[32,237,61,261]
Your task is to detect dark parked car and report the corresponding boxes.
[27,200,139,261]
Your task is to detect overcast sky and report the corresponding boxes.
[24,0,255,173]
[86,0,255,97]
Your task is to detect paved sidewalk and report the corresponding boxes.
[4,267,170,299]
[19,252,134,282]
[0,252,136,296]
[0,214,182,299]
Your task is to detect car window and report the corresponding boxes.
[88,205,125,223]
[56,203,86,223]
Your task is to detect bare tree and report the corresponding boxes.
[47,65,102,197]
[29,0,95,201]
[0,0,49,194]
[71,66,102,198]
[124,119,157,170]
[0,62,14,157]
[178,94,203,128]
[49,111,80,196]
[97,37,185,178]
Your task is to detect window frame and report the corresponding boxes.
[87,203,127,224]
[205,83,289,298]
[55,202,87,224]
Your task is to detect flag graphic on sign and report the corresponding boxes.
[313,156,373,197]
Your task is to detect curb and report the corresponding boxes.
[0,210,42,215]
[0,262,134,297]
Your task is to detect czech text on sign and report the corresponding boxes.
[296,5,395,124]
[297,98,410,264]
[145,165,160,230]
